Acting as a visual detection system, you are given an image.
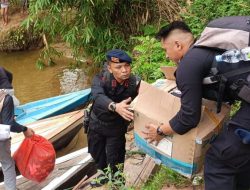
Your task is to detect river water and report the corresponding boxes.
[0,50,88,156]
[0,50,69,103]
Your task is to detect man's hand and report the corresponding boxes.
[142,122,175,143]
[23,127,34,138]
[142,123,163,143]
[115,97,134,121]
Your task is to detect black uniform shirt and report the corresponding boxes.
[0,67,13,89]
[1,95,27,133]
[169,47,218,135]
[90,72,139,135]
[91,73,138,121]
[91,74,113,114]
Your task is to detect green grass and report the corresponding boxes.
[141,166,191,190]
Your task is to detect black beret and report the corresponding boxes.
[106,49,132,64]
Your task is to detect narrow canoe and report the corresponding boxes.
[15,88,91,125]
[0,110,85,181]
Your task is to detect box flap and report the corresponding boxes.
[134,81,180,122]
[161,66,177,81]
[196,100,230,141]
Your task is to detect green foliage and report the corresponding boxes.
[182,0,250,36]
[131,36,175,83]
[36,46,62,69]
[95,164,133,190]
[141,25,159,36]
[24,0,159,68]
[68,61,84,70]
[142,166,191,190]
[36,58,45,70]
[230,101,241,117]
[6,26,41,51]
[126,150,146,157]
[8,28,26,46]
[9,0,23,7]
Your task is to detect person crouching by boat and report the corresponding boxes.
[87,49,141,187]
[0,67,20,107]
[0,67,34,190]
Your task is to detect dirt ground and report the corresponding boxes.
[162,186,193,190]
[0,9,27,33]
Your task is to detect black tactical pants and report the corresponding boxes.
[204,123,250,190]
[87,129,126,173]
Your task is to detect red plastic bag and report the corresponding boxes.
[13,134,56,183]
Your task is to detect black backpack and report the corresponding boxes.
[194,16,250,112]
[195,16,250,50]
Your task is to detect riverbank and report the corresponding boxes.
[0,9,42,52]
[0,10,27,33]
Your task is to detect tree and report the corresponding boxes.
[25,0,174,67]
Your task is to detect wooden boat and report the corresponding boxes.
[11,110,85,152]
[15,88,91,125]
[0,110,85,181]
[0,148,97,190]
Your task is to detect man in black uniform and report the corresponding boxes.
[0,66,20,106]
[87,49,140,187]
[0,67,12,89]
[143,21,250,190]
[0,67,34,190]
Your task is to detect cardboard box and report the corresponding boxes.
[160,66,177,80]
[133,79,230,178]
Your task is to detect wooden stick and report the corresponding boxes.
[72,175,88,190]
[43,34,49,49]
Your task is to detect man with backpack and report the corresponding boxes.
[143,18,250,190]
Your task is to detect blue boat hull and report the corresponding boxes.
[15,89,91,125]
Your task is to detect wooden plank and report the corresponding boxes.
[72,175,88,190]
[10,110,83,152]
[55,148,88,164]
[124,155,158,187]
[73,172,101,190]
[46,112,83,142]
[42,154,93,190]
[15,156,86,190]
[10,110,83,144]
[0,148,92,190]
[74,132,158,190]
[124,132,158,188]
[0,110,84,172]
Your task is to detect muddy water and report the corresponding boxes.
[0,50,88,154]
[0,50,69,103]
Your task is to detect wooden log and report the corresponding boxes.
[72,175,88,190]
[75,172,101,190]
[124,155,158,188]
[75,132,159,190]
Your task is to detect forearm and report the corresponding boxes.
[160,122,175,135]
[10,121,27,133]
[94,96,113,111]
[91,75,113,111]
[2,95,27,133]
